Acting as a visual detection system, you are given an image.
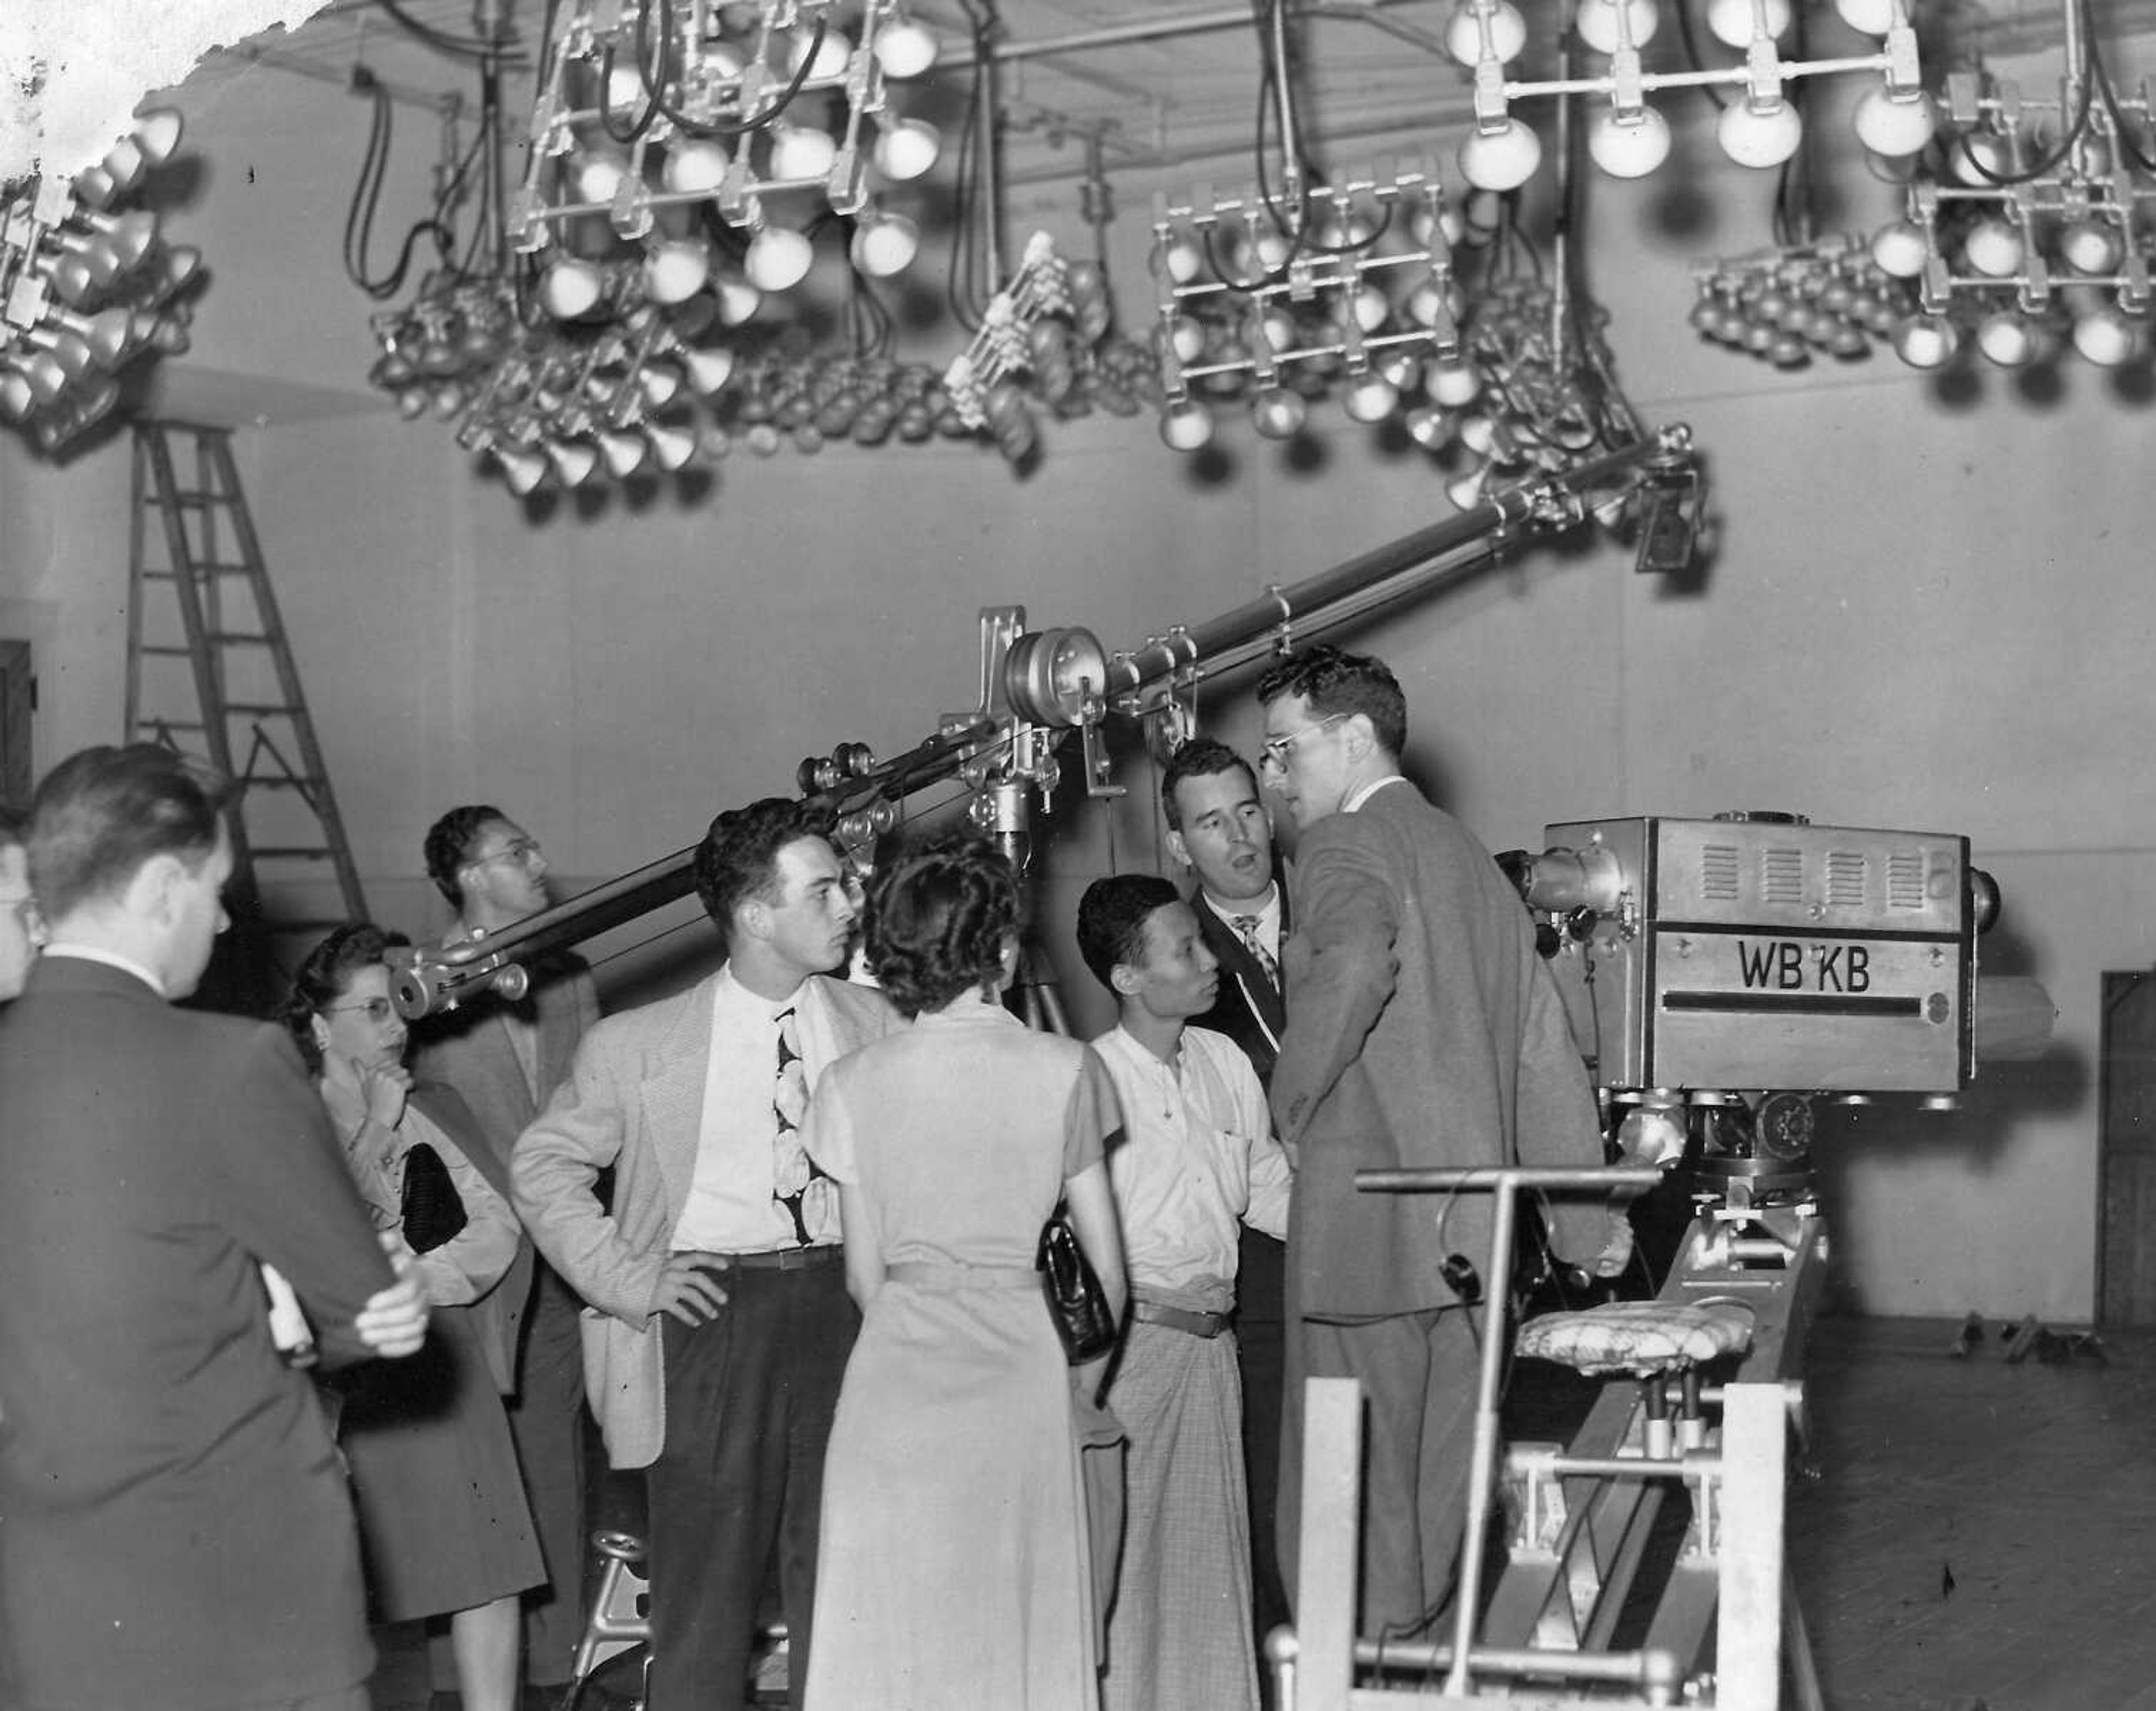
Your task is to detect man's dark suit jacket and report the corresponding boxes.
[0,958,395,1710]
[1270,781,1606,1320]
[1189,888,1290,1087]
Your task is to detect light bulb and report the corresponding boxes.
[131,107,185,166]
[1870,220,1928,278]
[548,439,600,487]
[496,443,549,496]
[604,64,646,117]
[538,257,604,319]
[682,346,736,394]
[2060,217,2126,275]
[1253,225,1294,271]
[1851,84,1938,157]
[1574,0,1659,54]
[714,270,764,326]
[1251,387,1307,438]
[661,140,731,195]
[1167,316,1208,363]
[850,212,919,278]
[1951,131,2011,186]
[650,423,699,472]
[574,152,628,205]
[1342,373,1400,423]
[1890,312,1959,369]
[768,124,838,183]
[806,26,856,79]
[1348,284,1391,332]
[638,365,683,409]
[1446,464,1490,511]
[1260,309,1297,351]
[744,226,815,292]
[1158,231,1205,283]
[871,118,940,182]
[1975,310,2041,368]
[1458,118,1542,192]
[1405,405,1452,450]
[1833,0,1897,33]
[2073,306,2136,366]
[1159,399,1215,451]
[1444,0,1528,65]
[1588,104,1673,177]
[1706,0,1789,45]
[599,429,649,479]
[1426,359,1482,406]
[875,17,939,77]
[644,239,712,304]
[1961,218,2023,279]
[1718,98,1803,168]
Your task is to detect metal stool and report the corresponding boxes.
[563,1530,793,1710]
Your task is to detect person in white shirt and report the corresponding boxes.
[510,798,898,1711]
[1076,872,1294,1711]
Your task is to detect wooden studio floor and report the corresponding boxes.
[385,1313,2156,1710]
[1783,1314,2156,1711]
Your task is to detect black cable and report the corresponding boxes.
[343,80,455,300]
[944,0,994,331]
[376,0,528,63]
[1672,0,1730,112]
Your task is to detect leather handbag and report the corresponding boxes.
[1037,1209,1117,1364]
[400,1141,468,1255]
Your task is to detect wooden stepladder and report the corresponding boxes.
[127,420,366,966]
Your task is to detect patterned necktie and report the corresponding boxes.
[771,1006,825,1244]
[1231,913,1281,991]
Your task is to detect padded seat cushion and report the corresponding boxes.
[1516,1301,1756,1376]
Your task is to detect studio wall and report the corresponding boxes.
[3,33,2150,1321]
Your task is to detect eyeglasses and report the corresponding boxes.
[1258,713,1348,774]
[467,838,543,870]
[326,996,400,1023]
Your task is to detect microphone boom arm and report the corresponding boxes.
[390,425,1693,1018]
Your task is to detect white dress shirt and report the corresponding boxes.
[1090,1024,1294,1315]
[674,967,845,1252]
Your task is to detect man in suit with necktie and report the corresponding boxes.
[1254,647,1624,1639]
[511,797,899,1711]
[1159,735,1293,1648]
[0,744,429,1711]
[411,804,602,1689]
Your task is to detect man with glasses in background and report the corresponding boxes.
[1252,646,1625,1642]
[413,806,602,1694]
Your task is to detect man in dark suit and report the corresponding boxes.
[1254,648,1624,1639]
[410,803,602,1690]
[513,798,898,1711]
[1159,735,1292,1646]
[0,744,430,1711]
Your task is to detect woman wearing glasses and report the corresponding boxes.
[285,923,542,1711]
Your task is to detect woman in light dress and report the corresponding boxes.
[803,842,1127,1711]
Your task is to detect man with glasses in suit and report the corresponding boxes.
[1254,646,1623,1641]
[412,806,602,1692]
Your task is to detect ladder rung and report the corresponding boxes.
[136,718,206,731]
[138,644,194,656]
[225,702,300,717]
[205,633,273,645]
[244,776,325,790]
[162,491,229,506]
[139,563,253,579]
[250,847,335,861]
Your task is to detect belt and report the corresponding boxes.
[887,1261,1039,1292]
[1132,1299,1232,1339]
[716,1246,844,1271]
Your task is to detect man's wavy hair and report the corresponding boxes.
[864,838,1020,1019]
[693,797,835,944]
[1253,643,1408,758]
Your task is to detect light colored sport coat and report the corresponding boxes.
[509,968,899,1469]
[1269,779,1606,1320]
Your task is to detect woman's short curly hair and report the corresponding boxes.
[865,839,1020,1019]
[282,921,409,1074]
